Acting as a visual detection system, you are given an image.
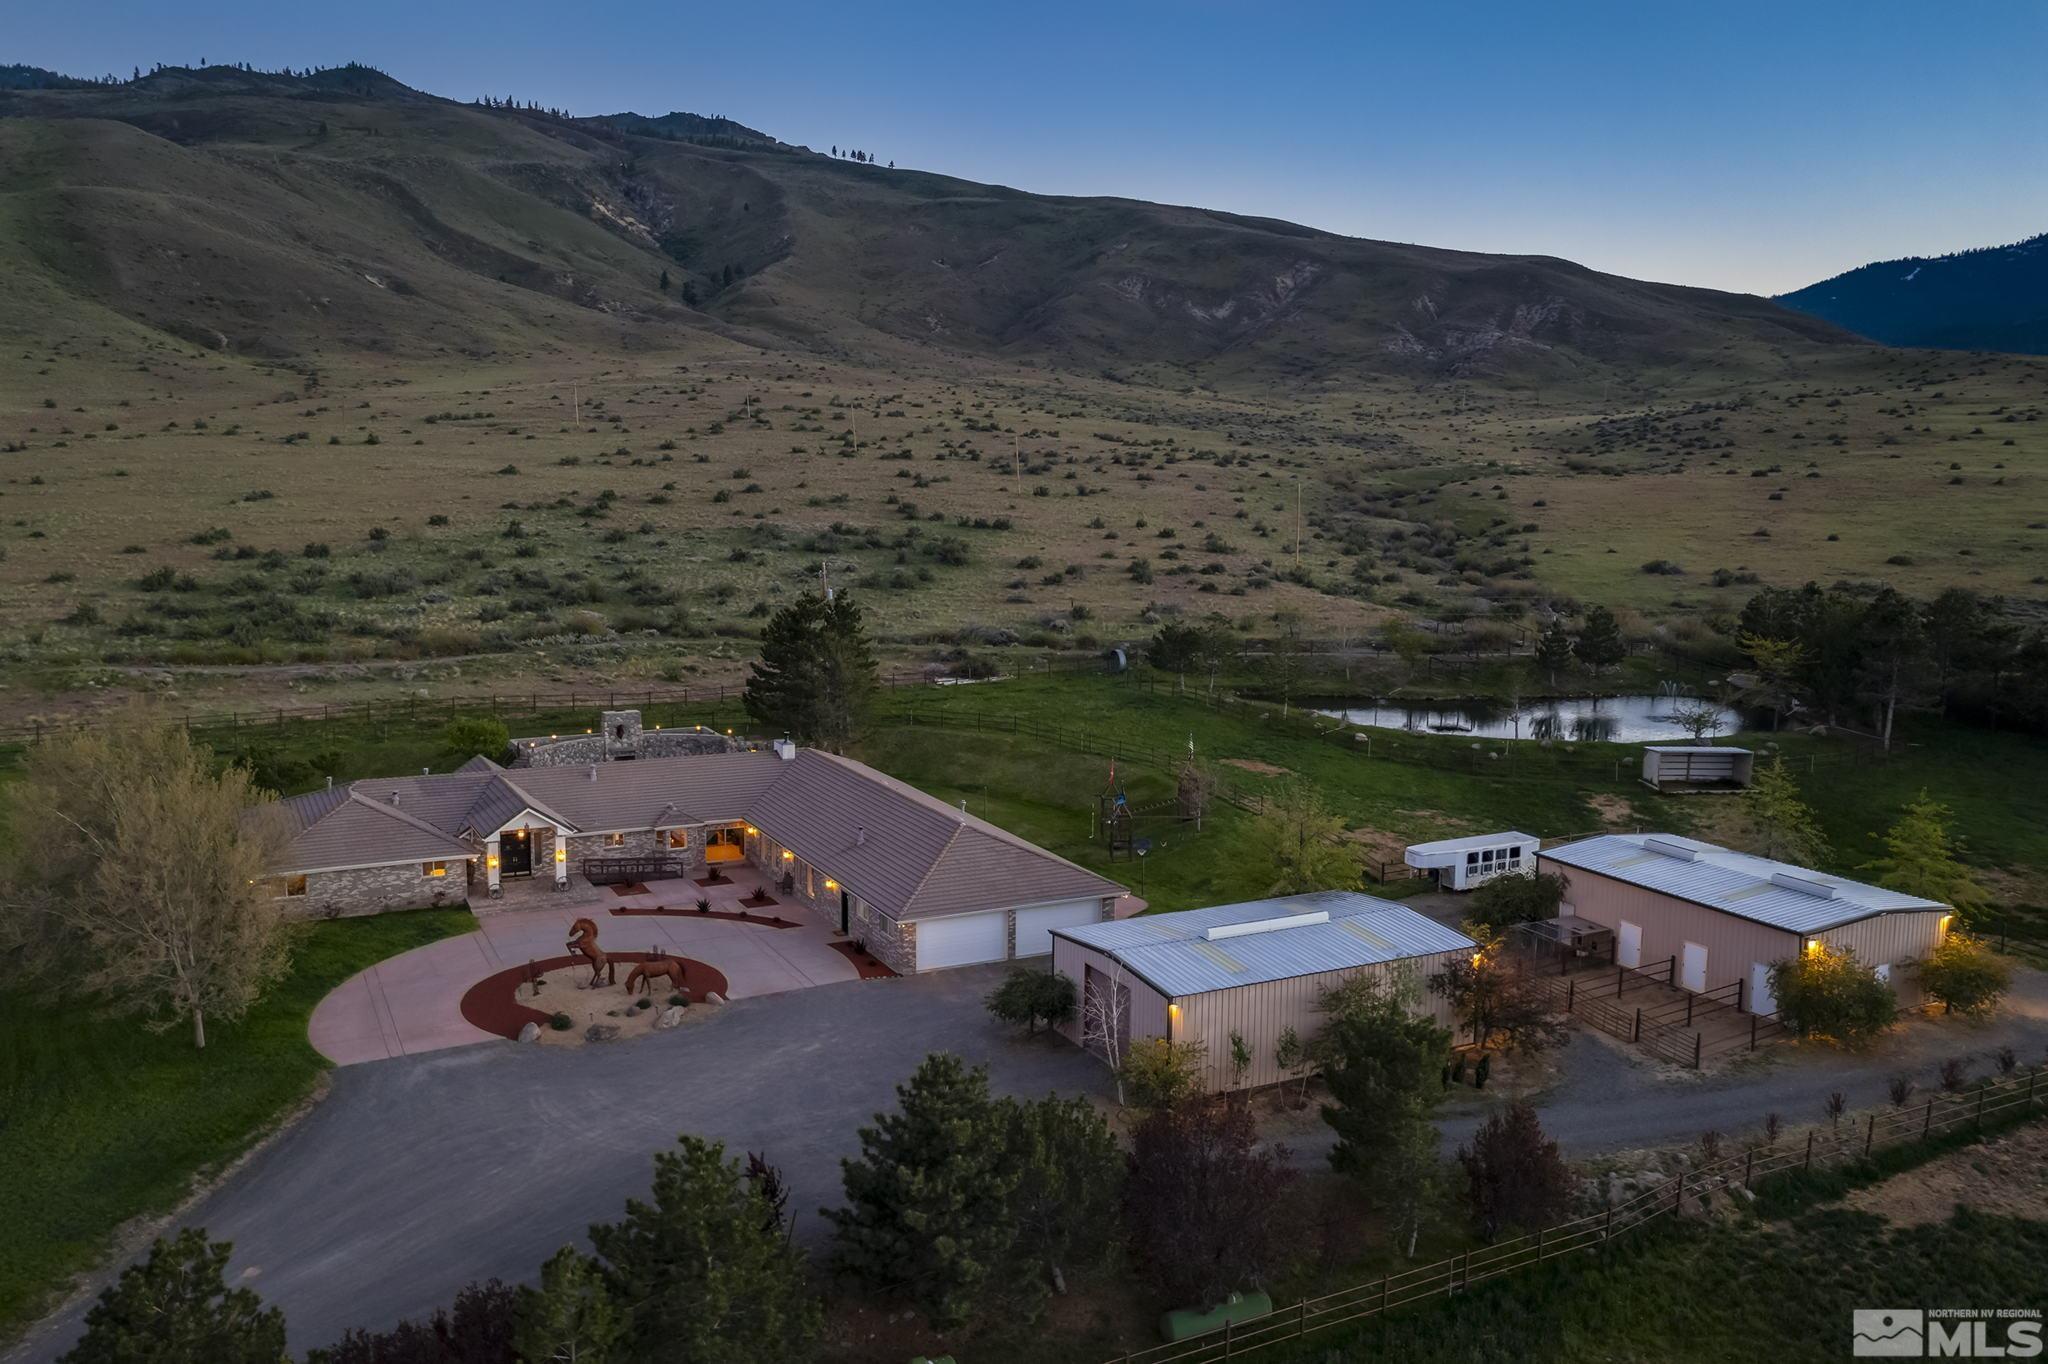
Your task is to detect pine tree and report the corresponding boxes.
[1864,791,1987,912]
[589,1137,820,1364]
[826,1054,1024,1331]
[1004,1095,1123,1299]
[742,594,877,752]
[1534,617,1575,688]
[513,1247,623,1364]
[1315,974,1450,1256]
[1573,606,1625,674]
[658,268,670,292]
[62,1229,287,1364]
[1742,755,1831,867]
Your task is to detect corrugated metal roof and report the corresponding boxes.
[1643,746,1753,755]
[1539,833,1946,934]
[1052,891,1475,998]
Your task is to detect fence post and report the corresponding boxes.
[1692,1031,1702,1069]
[1603,1205,1614,1240]
[1977,1084,1986,1130]
[1223,1317,1232,1359]
[1864,1114,1876,1157]
[1536,1226,1545,1261]
[1923,1098,1934,1139]
[1674,1171,1685,1214]
[1743,1149,1754,1188]
[1803,1131,1814,1171]
[1566,979,1576,1013]
[1632,1008,1642,1043]
[1750,1014,1759,1051]
[1379,1274,1389,1314]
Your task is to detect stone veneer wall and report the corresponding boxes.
[278,861,473,920]
[564,827,709,882]
[511,727,743,768]
[741,832,919,973]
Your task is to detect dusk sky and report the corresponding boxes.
[16,0,2046,296]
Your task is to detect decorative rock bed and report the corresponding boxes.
[459,952,730,1044]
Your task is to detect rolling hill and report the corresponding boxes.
[0,62,1858,379]
[1777,233,2048,355]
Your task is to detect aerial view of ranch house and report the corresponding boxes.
[265,710,1125,974]
[10,25,2048,1364]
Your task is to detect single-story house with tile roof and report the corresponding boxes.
[1050,891,1476,1092]
[267,740,1125,975]
[1537,833,1951,1013]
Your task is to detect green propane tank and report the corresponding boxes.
[1159,1289,1274,1341]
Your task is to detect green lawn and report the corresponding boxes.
[0,907,476,1343]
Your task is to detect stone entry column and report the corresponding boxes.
[553,825,570,889]
[485,835,502,896]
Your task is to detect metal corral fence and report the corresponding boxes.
[1100,1068,2048,1364]
[1519,953,1789,1070]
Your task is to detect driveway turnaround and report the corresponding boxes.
[10,964,1107,1361]
[309,883,858,1064]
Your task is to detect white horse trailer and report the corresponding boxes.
[1404,832,1541,892]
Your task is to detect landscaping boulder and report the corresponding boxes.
[657,1006,686,1029]
[585,1024,621,1043]
[517,1022,541,1044]
[706,992,727,1006]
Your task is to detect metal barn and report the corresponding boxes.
[1050,892,1474,1093]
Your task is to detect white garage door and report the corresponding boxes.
[916,910,1010,970]
[1013,900,1102,958]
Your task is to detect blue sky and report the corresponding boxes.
[16,0,2047,294]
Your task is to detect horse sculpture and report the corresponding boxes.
[625,953,690,999]
[565,917,610,988]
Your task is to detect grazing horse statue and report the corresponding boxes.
[565,918,609,988]
[625,954,690,999]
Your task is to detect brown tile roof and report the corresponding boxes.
[271,747,1122,919]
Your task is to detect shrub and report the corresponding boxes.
[1918,931,2011,1017]
[1119,1038,1209,1111]
[1462,872,1564,934]
[1767,945,1897,1046]
[549,1012,573,1031]
[984,968,1079,1035]
[1123,1100,1295,1307]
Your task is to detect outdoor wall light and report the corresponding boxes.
[745,826,758,836]
[555,848,567,863]
[825,879,837,890]
[782,850,794,861]
[487,855,499,869]
[1805,938,1822,955]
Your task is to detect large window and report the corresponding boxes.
[422,861,449,878]
[605,832,626,848]
[667,828,689,850]
[269,874,308,898]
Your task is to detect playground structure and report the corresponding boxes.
[1093,756,1211,862]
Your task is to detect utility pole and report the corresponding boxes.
[1293,475,1302,573]
[1013,432,1021,495]
[572,382,580,429]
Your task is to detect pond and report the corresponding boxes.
[1314,693,1750,745]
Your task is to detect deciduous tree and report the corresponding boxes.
[0,707,292,1049]
[1457,1101,1574,1240]
[1122,1101,1295,1306]
[984,968,1077,1035]
[1254,779,1357,895]
[1917,932,2011,1017]
[1427,940,1566,1054]
[1767,945,1897,1046]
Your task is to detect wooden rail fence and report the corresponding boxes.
[1101,1068,2047,1364]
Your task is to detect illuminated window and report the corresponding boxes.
[668,829,689,850]
[422,861,449,878]
[271,875,308,898]
[605,832,626,848]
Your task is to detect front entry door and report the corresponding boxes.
[500,829,534,878]
[839,889,851,935]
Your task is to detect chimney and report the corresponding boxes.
[390,791,401,806]
[325,775,333,789]
[421,766,430,776]
[589,764,599,782]
[773,738,796,761]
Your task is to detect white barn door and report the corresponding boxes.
[1617,920,1642,969]
[1749,961,1778,1015]
[1680,941,1708,993]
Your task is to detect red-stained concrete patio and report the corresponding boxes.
[308,871,862,1065]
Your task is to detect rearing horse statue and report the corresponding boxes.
[565,918,609,988]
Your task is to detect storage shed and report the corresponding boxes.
[1050,892,1475,1092]
[1640,746,1754,793]
[1403,831,1541,891]
[1537,833,1950,1012]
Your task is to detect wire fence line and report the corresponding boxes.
[1100,1068,2048,1364]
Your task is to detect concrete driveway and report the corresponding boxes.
[310,880,859,1064]
[9,964,1107,1361]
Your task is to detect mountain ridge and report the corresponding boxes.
[0,60,1859,379]
[1776,232,2048,355]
